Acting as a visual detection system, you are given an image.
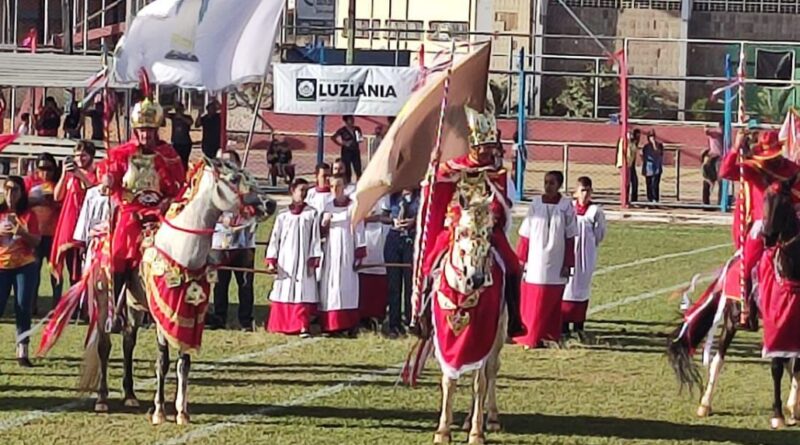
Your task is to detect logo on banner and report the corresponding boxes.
[296,78,317,101]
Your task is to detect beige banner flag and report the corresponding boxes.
[351,42,491,224]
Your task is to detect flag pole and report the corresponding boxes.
[410,40,456,327]
[736,44,747,324]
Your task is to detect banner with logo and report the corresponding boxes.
[273,63,420,116]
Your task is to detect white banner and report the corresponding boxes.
[273,64,420,116]
[114,0,284,91]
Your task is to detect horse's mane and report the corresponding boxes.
[165,161,206,220]
[764,179,800,281]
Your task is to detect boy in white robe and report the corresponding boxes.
[305,163,332,212]
[357,195,391,326]
[318,175,366,335]
[265,178,322,337]
[562,176,606,341]
[514,171,578,349]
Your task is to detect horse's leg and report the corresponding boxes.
[485,309,507,433]
[771,357,788,429]
[175,353,191,425]
[122,318,139,407]
[434,375,456,444]
[787,359,800,425]
[468,368,488,445]
[152,330,170,425]
[94,331,111,413]
[698,301,736,417]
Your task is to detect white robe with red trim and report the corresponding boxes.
[319,201,366,313]
[266,206,322,305]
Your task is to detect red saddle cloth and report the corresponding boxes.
[759,248,800,358]
[145,248,215,354]
[432,265,503,379]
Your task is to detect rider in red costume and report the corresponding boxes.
[104,96,186,306]
[416,106,524,337]
[719,129,800,328]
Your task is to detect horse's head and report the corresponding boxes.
[204,157,276,221]
[763,174,800,248]
[445,172,495,295]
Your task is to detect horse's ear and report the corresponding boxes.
[203,156,220,170]
[458,190,468,209]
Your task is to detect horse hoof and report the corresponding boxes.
[486,420,502,432]
[696,405,711,418]
[94,402,109,413]
[787,416,797,427]
[433,431,451,444]
[151,411,166,426]
[468,433,486,445]
[176,412,190,425]
[123,398,140,408]
[771,416,786,430]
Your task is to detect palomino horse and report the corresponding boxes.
[429,173,508,445]
[73,157,274,421]
[667,178,800,428]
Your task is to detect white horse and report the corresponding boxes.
[142,157,274,425]
[430,174,508,445]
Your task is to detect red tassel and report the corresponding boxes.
[138,68,151,99]
[37,279,87,356]
[400,337,433,387]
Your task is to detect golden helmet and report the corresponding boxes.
[131,97,164,129]
[465,105,498,148]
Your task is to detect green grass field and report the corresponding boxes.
[1,220,798,444]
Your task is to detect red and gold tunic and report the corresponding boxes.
[105,139,185,272]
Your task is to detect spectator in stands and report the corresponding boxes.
[702,121,723,206]
[266,138,295,186]
[208,149,257,331]
[331,115,363,183]
[83,99,105,142]
[25,153,61,314]
[0,175,41,367]
[17,113,31,135]
[616,129,641,203]
[642,129,664,203]
[196,100,221,159]
[36,97,61,137]
[63,100,82,139]
[167,102,194,168]
[369,124,385,161]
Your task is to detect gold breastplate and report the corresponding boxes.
[122,153,162,205]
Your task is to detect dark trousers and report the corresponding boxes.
[211,248,255,327]
[385,231,414,329]
[645,174,661,202]
[174,143,192,169]
[627,165,639,203]
[341,148,362,183]
[0,263,38,344]
[33,236,63,310]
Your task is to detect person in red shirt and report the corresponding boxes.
[24,153,61,313]
[36,96,62,137]
[51,141,98,289]
[104,96,185,318]
[718,129,800,328]
[0,176,42,367]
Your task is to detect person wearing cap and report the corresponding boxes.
[718,129,800,329]
[412,105,525,342]
[104,96,186,318]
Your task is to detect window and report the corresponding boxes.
[386,20,424,41]
[428,21,470,41]
[342,18,380,39]
[494,12,518,31]
[755,49,795,87]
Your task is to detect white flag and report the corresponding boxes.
[780,108,800,162]
[114,0,284,91]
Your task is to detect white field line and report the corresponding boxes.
[593,244,729,277]
[158,363,405,445]
[0,337,319,432]
[160,274,718,444]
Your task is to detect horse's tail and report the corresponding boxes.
[77,335,101,393]
[666,271,726,391]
